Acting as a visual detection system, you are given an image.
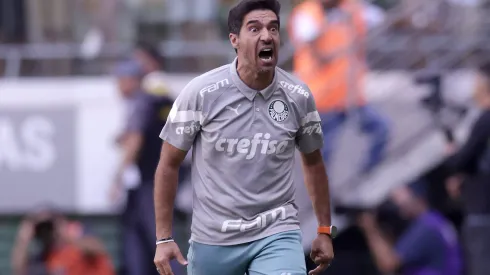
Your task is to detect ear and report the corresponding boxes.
[229,33,239,51]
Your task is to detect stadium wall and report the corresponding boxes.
[0,71,476,215]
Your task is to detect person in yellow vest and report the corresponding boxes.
[289,0,389,174]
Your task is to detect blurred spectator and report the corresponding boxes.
[11,207,114,275]
[414,71,464,153]
[132,42,173,98]
[110,60,178,275]
[361,1,386,29]
[289,0,390,174]
[132,42,163,76]
[445,62,490,275]
[358,181,463,275]
[402,0,451,32]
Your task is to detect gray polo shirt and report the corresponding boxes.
[160,58,323,245]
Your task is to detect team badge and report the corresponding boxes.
[268,100,289,122]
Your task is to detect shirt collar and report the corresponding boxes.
[229,57,277,101]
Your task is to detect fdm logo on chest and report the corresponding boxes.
[215,133,289,160]
[221,206,286,232]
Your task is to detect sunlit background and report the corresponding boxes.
[0,0,488,274]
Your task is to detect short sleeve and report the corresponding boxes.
[296,89,324,153]
[395,223,445,268]
[159,80,202,151]
[291,11,321,43]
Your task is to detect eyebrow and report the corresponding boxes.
[246,19,280,27]
[246,20,260,26]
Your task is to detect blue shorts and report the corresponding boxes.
[187,230,306,275]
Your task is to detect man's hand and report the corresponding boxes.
[16,219,35,244]
[446,175,463,199]
[309,234,334,275]
[12,218,35,275]
[356,211,401,273]
[357,211,377,232]
[154,242,188,275]
[445,142,458,156]
[109,181,123,206]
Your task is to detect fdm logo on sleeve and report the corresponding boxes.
[214,133,289,160]
[221,206,286,232]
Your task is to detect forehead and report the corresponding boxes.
[242,9,278,26]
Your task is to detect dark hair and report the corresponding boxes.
[228,0,281,35]
[135,41,163,67]
[407,180,428,200]
[478,61,490,79]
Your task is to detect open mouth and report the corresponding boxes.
[258,48,274,62]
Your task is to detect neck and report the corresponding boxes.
[412,203,428,218]
[236,59,274,90]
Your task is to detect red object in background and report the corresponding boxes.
[46,243,115,275]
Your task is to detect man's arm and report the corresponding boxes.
[154,143,187,239]
[154,79,201,272]
[358,212,442,274]
[364,225,401,273]
[114,97,152,183]
[155,77,202,238]
[300,150,331,226]
[116,133,142,179]
[358,213,401,273]
[11,219,34,275]
[449,114,490,174]
[294,83,328,225]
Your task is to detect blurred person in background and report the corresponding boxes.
[289,0,390,174]
[357,181,463,275]
[132,42,173,98]
[445,62,490,275]
[132,42,163,76]
[11,207,114,275]
[110,60,177,275]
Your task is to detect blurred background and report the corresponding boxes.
[1,0,490,274]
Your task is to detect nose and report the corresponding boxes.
[260,29,272,44]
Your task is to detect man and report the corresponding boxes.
[358,182,462,275]
[110,61,177,275]
[445,62,490,275]
[133,42,163,75]
[11,208,114,275]
[289,0,389,174]
[153,1,335,275]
